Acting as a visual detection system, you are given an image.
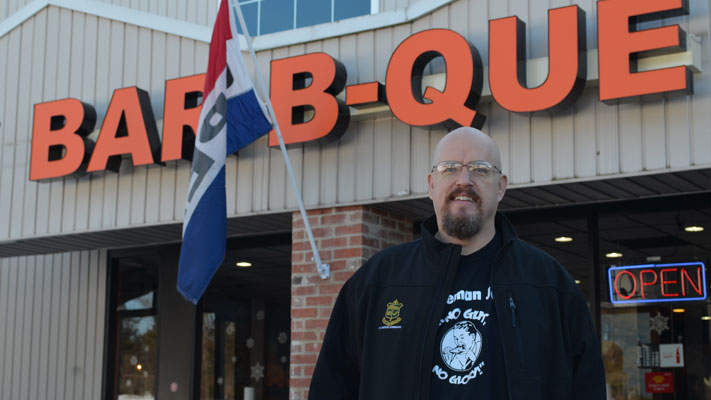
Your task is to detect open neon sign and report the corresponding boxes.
[608,262,707,305]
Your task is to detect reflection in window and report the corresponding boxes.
[118,316,157,398]
[200,302,290,400]
[118,292,154,311]
[264,304,290,399]
[295,0,331,29]
[201,314,216,400]
[200,302,251,400]
[234,0,373,36]
[259,0,293,35]
[109,256,159,400]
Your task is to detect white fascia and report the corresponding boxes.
[0,0,454,51]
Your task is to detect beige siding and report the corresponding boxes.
[0,0,709,242]
[1,0,218,26]
[381,0,415,12]
[0,250,108,400]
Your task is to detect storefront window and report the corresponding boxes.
[264,303,291,399]
[200,301,251,399]
[507,213,595,307]
[117,316,157,397]
[200,297,290,400]
[236,0,372,36]
[107,255,159,400]
[599,205,710,399]
[507,196,711,398]
[198,238,291,399]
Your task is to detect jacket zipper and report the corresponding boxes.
[508,295,526,369]
[415,246,456,400]
[509,296,517,327]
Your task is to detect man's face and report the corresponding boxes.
[428,132,507,240]
[453,328,475,351]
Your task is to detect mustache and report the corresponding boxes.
[448,188,481,202]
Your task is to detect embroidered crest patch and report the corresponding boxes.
[382,299,404,326]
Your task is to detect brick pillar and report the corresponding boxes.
[289,206,413,400]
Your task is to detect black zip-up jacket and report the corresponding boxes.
[309,213,606,400]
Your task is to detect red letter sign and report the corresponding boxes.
[30,98,96,180]
[489,6,586,113]
[609,262,706,304]
[640,269,658,298]
[660,268,680,297]
[598,0,692,102]
[269,52,349,146]
[162,74,204,162]
[614,270,637,300]
[386,29,485,129]
[87,87,161,172]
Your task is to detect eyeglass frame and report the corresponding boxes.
[429,160,503,178]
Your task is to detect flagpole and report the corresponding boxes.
[229,0,330,280]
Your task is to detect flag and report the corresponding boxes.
[178,0,272,304]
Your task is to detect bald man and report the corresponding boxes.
[309,128,605,400]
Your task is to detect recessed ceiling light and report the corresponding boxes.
[685,226,704,232]
[672,308,685,313]
[605,252,623,259]
[555,236,573,243]
[702,316,711,321]
[574,279,581,284]
[235,261,252,267]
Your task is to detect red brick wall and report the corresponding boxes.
[289,206,413,399]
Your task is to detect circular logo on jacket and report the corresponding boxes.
[440,320,482,371]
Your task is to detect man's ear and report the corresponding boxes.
[498,174,508,201]
[428,173,434,200]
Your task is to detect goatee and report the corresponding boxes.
[442,210,482,240]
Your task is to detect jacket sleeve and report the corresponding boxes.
[308,279,360,400]
[569,294,607,400]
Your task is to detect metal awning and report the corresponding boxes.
[377,168,710,219]
[0,168,707,258]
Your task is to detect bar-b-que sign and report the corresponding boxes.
[30,0,693,180]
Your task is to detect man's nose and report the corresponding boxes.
[454,166,473,186]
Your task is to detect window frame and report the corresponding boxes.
[233,0,379,36]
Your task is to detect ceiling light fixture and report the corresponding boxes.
[574,280,581,284]
[235,261,252,268]
[555,236,573,243]
[685,226,704,232]
[605,252,623,259]
[702,316,711,321]
[672,308,685,313]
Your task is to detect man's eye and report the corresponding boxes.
[470,166,488,175]
[444,167,458,173]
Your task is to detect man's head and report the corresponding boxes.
[428,127,508,242]
[452,321,479,351]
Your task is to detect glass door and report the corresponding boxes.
[599,204,711,399]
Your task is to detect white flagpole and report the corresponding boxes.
[229,0,330,279]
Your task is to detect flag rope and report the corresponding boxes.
[229,0,330,279]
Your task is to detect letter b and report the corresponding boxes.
[269,52,349,146]
[30,98,96,180]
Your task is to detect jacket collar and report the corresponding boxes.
[420,211,519,264]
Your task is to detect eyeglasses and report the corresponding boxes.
[430,160,502,178]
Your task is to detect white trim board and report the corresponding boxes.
[0,0,454,50]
